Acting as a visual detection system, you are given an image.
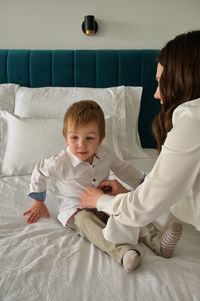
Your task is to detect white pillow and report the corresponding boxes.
[0,112,64,176]
[0,112,122,176]
[103,115,123,160]
[14,86,125,119]
[122,86,147,159]
[0,84,19,113]
[14,85,147,159]
[0,84,19,143]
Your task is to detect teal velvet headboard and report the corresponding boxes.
[0,49,160,148]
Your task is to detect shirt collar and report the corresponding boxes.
[94,145,106,161]
[66,145,106,167]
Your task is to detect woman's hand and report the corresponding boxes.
[81,187,104,208]
[80,180,129,209]
[98,179,129,195]
[23,200,50,224]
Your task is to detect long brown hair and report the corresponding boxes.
[152,30,200,152]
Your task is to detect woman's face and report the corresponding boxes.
[154,63,164,104]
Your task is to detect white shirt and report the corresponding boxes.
[29,145,143,227]
[97,98,200,233]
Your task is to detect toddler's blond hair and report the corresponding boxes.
[63,100,105,141]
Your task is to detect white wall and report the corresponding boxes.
[0,0,199,49]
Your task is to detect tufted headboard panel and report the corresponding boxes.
[0,49,160,148]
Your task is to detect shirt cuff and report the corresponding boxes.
[28,191,46,201]
[97,194,116,215]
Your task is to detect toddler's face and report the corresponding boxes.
[65,120,102,164]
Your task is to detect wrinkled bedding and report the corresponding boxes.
[0,153,200,301]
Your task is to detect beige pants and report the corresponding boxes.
[139,223,162,255]
[70,209,162,264]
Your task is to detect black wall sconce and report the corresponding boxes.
[82,15,98,36]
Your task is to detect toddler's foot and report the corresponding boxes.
[122,250,140,272]
[161,221,182,258]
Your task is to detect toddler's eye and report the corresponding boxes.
[86,137,95,140]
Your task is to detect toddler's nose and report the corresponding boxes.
[78,139,86,147]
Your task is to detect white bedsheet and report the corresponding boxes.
[0,150,200,301]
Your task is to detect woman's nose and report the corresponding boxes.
[154,86,160,100]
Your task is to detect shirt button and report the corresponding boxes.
[93,178,96,182]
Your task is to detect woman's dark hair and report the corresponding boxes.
[152,30,200,152]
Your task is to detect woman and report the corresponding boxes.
[80,30,200,234]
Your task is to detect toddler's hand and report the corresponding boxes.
[23,201,50,224]
[98,179,129,195]
[101,185,112,194]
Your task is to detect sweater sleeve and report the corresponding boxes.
[97,107,200,227]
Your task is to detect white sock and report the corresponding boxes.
[122,250,140,272]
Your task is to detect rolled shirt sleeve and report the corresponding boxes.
[110,156,145,189]
[29,156,59,200]
[29,191,46,201]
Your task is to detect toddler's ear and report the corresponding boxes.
[99,136,104,145]
[64,137,68,146]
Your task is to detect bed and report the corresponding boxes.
[0,50,200,301]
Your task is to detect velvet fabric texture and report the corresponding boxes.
[0,49,160,147]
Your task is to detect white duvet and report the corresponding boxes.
[0,154,200,301]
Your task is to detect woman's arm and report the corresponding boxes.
[97,149,199,227]
[81,179,129,208]
[82,110,200,227]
